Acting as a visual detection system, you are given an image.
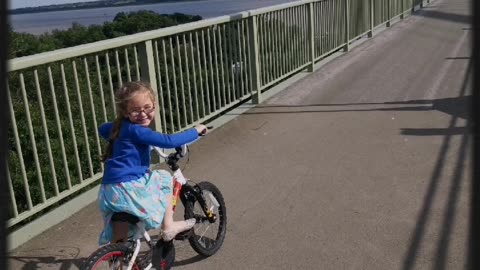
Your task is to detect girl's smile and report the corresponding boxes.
[126,91,155,127]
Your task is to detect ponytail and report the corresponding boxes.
[101,116,123,163]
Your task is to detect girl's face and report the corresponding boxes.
[125,91,155,127]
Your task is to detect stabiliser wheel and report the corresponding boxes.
[184,181,227,257]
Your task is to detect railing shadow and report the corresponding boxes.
[399,94,470,136]
[239,94,470,122]
[414,7,471,24]
[8,246,206,269]
[8,256,85,270]
[238,62,472,270]
[401,61,471,270]
[8,246,84,270]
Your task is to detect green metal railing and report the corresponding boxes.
[7,0,431,228]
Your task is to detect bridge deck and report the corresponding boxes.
[8,0,472,269]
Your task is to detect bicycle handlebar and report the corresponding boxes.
[153,145,187,159]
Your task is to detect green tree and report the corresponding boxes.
[8,11,203,58]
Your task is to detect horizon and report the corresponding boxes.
[10,0,102,9]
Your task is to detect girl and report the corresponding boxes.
[97,81,207,245]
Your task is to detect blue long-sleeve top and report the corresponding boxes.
[98,119,198,184]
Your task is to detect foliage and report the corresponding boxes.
[9,10,202,58]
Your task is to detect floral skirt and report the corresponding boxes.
[97,170,173,245]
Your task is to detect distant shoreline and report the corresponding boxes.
[10,0,203,15]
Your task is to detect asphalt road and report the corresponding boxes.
[8,0,472,269]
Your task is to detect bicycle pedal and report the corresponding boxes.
[174,229,193,240]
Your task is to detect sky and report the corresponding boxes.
[10,0,99,9]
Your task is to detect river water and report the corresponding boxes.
[10,0,298,35]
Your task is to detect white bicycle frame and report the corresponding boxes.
[126,223,152,270]
[122,145,189,270]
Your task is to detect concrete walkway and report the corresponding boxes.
[8,0,472,269]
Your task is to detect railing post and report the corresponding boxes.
[248,15,262,104]
[386,0,391,27]
[368,0,374,37]
[400,0,405,19]
[138,40,162,133]
[344,0,350,52]
[308,2,315,72]
[412,0,415,13]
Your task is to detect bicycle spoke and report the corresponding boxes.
[185,181,226,257]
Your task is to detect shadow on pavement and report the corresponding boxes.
[243,61,472,270]
[414,6,471,24]
[174,254,207,267]
[9,247,206,270]
[399,94,470,136]
[243,94,470,126]
[8,246,84,270]
[400,60,471,270]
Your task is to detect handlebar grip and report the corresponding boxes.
[198,125,213,136]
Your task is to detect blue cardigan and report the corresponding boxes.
[98,119,198,184]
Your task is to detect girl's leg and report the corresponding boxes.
[112,221,129,243]
[162,194,175,229]
[161,193,195,241]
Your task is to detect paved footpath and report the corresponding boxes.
[8,0,472,269]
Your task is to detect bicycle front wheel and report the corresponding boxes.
[184,181,227,257]
[80,243,142,270]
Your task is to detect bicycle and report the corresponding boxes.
[80,134,227,270]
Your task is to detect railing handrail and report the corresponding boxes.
[8,0,319,72]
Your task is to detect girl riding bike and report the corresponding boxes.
[97,80,208,246]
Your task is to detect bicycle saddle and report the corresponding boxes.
[111,212,140,224]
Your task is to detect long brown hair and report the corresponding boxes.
[101,81,155,162]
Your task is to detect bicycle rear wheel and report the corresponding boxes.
[184,181,227,257]
[80,243,141,270]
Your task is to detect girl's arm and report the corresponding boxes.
[130,125,199,148]
[98,122,113,140]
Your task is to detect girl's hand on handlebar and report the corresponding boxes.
[195,124,208,136]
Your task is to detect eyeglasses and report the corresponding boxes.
[128,106,155,117]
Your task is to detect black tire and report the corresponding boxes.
[80,243,142,270]
[152,239,176,270]
[184,181,227,257]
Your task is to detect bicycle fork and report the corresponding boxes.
[181,184,220,223]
